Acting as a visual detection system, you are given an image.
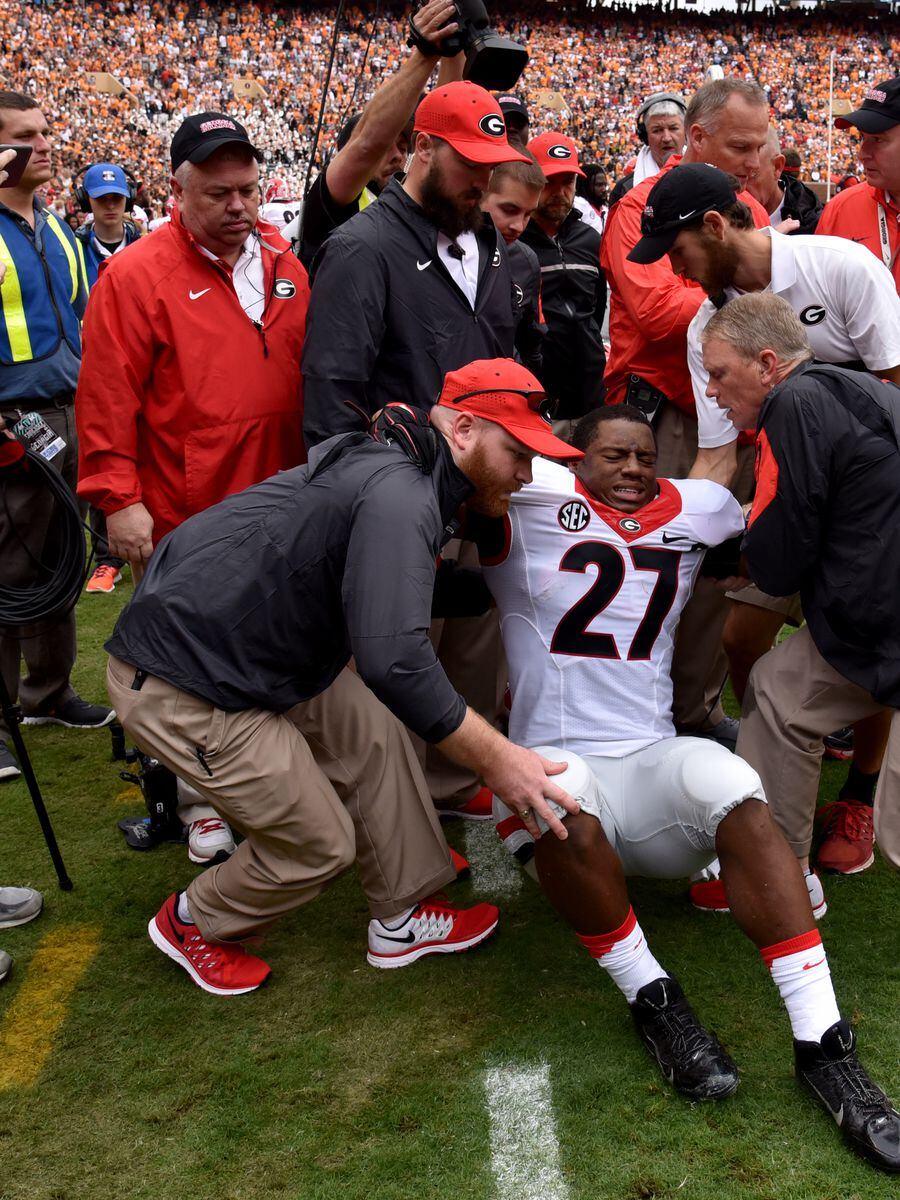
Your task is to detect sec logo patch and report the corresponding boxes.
[558,499,591,532]
[619,517,641,533]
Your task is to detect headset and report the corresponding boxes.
[636,92,687,145]
[72,164,139,213]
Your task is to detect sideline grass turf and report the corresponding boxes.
[0,582,897,1200]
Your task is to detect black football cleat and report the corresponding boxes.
[795,1020,900,1173]
[630,976,740,1101]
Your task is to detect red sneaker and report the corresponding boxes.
[435,785,493,821]
[448,845,471,879]
[85,565,122,594]
[816,800,875,874]
[367,894,499,968]
[690,872,827,919]
[148,893,271,995]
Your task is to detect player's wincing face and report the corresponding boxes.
[576,419,657,513]
[702,337,768,431]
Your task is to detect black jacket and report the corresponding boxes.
[745,362,900,705]
[520,209,606,419]
[302,178,517,447]
[779,172,823,235]
[507,238,544,377]
[609,172,635,208]
[106,433,473,741]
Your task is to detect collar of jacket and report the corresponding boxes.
[377,177,500,257]
[522,205,587,250]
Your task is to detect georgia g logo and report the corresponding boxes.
[273,279,297,299]
[558,499,591,532]
[800,304,826,326]
[547,144,573,160]
[479,113,506,138]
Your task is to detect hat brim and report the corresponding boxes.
[540,160,587,180]
[627,230,678,264]
[185,136,264,166]
[482,415,584,460]
[835,109,899,133]
[85,185,131,199]
[438,135,531,166]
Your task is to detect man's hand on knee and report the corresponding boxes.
[485,744,578,841]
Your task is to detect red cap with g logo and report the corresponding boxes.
[528,132,586,179]
[414,82,531,165]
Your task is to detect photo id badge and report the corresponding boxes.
[11,411,66,461]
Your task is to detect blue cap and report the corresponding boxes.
[83,163,130,199]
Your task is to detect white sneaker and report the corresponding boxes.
[0,886,43,929]
[187,817,236,865]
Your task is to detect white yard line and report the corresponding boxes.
[463,820,523,899]
[484,1062,569,1200]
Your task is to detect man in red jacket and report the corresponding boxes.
[601,79,770,746]
[76,111,310,863]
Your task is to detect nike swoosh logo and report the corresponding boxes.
[379,931,416,944]
[189,288,211,300]
[802,957,826,970]
[678,210,696,220]
[661,533,690,543]
[416,260,432,272]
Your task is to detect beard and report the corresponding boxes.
[535,195,572,226]
[419,160,484,239]
[463,440,515,518]
[698,233,740,295]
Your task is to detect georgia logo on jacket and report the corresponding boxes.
[273,279,297,299]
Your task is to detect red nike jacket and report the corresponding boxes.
[76,207,309,541]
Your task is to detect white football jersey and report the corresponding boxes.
[482,458,744,757]
[260,200,302,231]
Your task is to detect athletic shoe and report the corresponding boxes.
[689,869,827,920]
[795,1019,900,1173]
[824,726,854,762]
[0,887,43,929]
[187,817,236,865]
[0,950,11,984]
[435,785,494,821]
[148,893,270,996]
[816,800,875,875]
[630,976,740,1101]
[21,694,115,729]
[0,744,21,783]
[85,565,122,594]
[367,894,499,969]
[448,845,471,880]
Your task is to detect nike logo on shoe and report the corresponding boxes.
[802,957,826,971]
[189,288,211,300]
[416,260,432,272]
[377,931,416,944]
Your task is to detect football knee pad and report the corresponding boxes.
[678,741,766,819]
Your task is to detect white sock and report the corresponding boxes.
[577,908,668,1004]
[762,930,841,1043]
[176,892,194,925]
[377,906,415,931]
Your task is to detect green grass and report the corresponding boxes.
[0,584,897,1200]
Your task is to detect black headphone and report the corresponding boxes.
[73,165,139,213]
[636,92,687,145]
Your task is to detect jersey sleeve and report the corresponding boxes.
[678,479,745,546]
[832,241,900,372]
[688,305,740,448]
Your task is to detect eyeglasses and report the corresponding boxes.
[447,387,557,425]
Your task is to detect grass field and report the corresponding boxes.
[0,582,897,1200]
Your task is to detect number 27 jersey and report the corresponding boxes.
[481,458,744,757]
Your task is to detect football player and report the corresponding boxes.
[472,404,899,1174]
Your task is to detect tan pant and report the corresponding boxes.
[737,625,900,867]
[107,657,455,940]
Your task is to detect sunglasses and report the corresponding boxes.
[448,387,558,425]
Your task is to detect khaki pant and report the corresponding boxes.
[107,657,455,941]
[0,404,79,739]
[737,625,900,867]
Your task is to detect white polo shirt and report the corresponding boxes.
[689,227,900,447]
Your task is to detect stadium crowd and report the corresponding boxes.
[0,0,895,212]
[1,0,900,1180]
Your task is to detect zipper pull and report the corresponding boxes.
[253,320,268,358]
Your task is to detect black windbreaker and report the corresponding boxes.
[520,209,606,419]
[507,237,544,377]
[779,172,824,235]
[106,433,473,741]
[745,362,900,704]
[302,178,517,447]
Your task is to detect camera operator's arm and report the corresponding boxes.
[326,0,459,207]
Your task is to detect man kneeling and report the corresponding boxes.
[475,405,899,1174]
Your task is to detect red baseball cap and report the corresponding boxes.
[437,359,583,461]
[528,132,586,179]
[415,82,531,166]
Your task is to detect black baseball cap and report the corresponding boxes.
[171,111,263,172]
[834,77,900,134]
[496,94,529,127]
[627,163,738,264]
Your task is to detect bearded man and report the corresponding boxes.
[302,81,528,447]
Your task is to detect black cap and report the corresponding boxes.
[834,77,900,134]
[496,93,529,126]
[627,163,738,264]
[170,111,263,172]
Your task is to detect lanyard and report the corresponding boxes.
[877,202,898,271]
